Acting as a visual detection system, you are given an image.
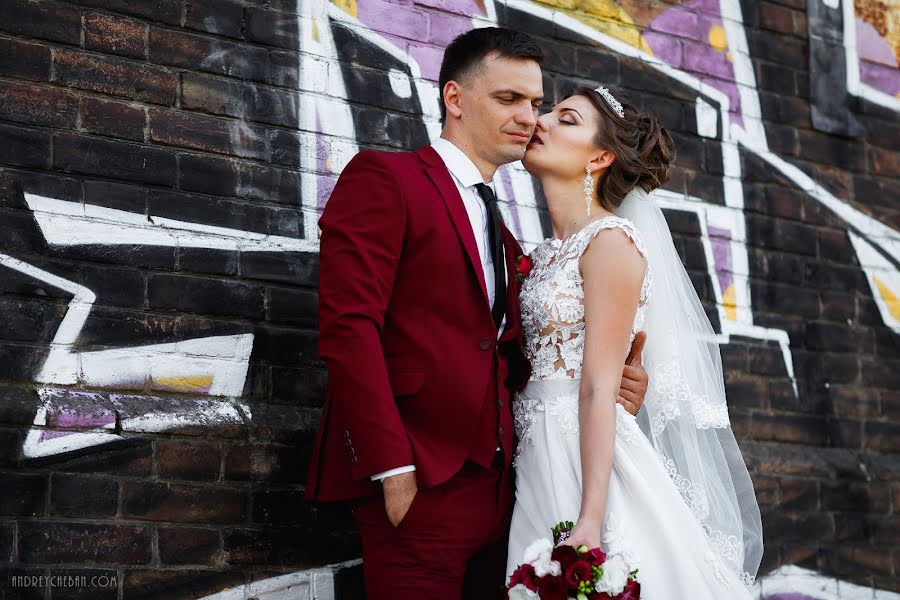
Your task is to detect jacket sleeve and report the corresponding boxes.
[317,150,414,480]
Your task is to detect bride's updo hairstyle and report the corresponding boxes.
[572,86,675,212]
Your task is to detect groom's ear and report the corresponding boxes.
[443,81,463,119]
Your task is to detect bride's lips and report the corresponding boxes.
[527,133,543,146]
[507,131,532,143]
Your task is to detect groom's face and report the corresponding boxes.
[461,55,543,167]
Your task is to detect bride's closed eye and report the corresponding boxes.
[558,117,575,125]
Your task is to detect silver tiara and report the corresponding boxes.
[594,85,624,118]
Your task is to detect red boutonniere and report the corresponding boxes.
[515,254,533,283]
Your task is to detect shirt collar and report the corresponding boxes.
[431,137,494,192]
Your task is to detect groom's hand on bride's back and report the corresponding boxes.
[618,331,648,416]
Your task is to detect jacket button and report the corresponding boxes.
[479,338,491,351]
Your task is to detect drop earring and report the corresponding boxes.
[583,165,594,217]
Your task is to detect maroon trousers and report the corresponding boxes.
[352,459,514,600]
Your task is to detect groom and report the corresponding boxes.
[305,28,649,599]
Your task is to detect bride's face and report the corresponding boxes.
[523,95,603,180]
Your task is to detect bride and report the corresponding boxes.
[506,85,763,597]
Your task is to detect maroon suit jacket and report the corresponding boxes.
[305,146,531,503]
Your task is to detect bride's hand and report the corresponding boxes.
[560,519,601,550]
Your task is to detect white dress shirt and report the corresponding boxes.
[371,138,507,482]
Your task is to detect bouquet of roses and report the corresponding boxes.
[506,521,640,600]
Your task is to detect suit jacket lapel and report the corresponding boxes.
[418,146,490,307]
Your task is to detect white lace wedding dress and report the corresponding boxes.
[506,216,753,599]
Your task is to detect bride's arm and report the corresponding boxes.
[566,228,646,549]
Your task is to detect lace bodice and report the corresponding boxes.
[520,216,651,381]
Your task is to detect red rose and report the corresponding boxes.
[515,254,533,283]
[584,547,607,566]
[508,566,522,588]
[590,593,613,600]
[537,574,568,600]
[614,579,641,600]
[519,563,538,592]
[564,560,593,587]
[551,545,579,571]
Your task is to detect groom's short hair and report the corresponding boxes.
[438,27,544,122]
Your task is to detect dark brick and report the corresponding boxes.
[149,110,267,160]
[237,164,300,204]
[181,73,244,118]
[242,84,299,128]
[121,482,244,524]
[47,568,118,600]
[54,133,176,186]
[268,50,300,88]
[252,490,308,524]
[158,527,220,565]
[157,439,220,482]
[759,2,796,34]
[804,262,867,292]
[84,12,147,59]
[751,281,819,318]
[147,274,264,319]
[50,474,118,518]
[762,510,834,543]
[0,37,51,81]
[66,0,180,24]
[177,248,239,276]
[0,385,40,426]
[244,8,299,50]
[149,28,269,84]
[779,478,819,510]
[222,527,309,565]
[861,359,900,390]
[0,473,47,517]
[178,154,239,196]
[866,421,900,453]
[0,123,50,169]
[820,292,855,322]
[148,190,268,235]
[752,412,827,444]
[271,366,326,407]
[19,522,150,564]
[828,417,863,448]
[0,0,82,45]
[0,297,64,342]
[184,0,244,38]
[240,252,318,286]
[0,81,78,128]
[53,49,176,106]
[725,377,767,409]
[267,287,317,327]
[0,521,12,562]
[816,228,855,263]
[83,178,146,213]
[80,97,146,141]
[868,146,900,178]
[270,129,301,168]
[223,444,252,481]
[871,516,900,545]
[794,130,866,172]
[825,545,893,577]
[833,513,870,543]
[755,62,797,95]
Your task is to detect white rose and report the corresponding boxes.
[507,584,538,600]
[595,554,629,595]
[522,538,553,564]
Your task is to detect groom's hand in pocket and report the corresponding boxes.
[619,331,648,416]
[382,471,418,527]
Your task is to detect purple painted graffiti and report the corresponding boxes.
[354,0,483,81]
[856,18,900,97]
[644,0,743,126]
[708,225,734,294]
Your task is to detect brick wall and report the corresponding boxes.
[0,0,897,597]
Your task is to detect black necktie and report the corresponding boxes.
[474,183,507,329]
